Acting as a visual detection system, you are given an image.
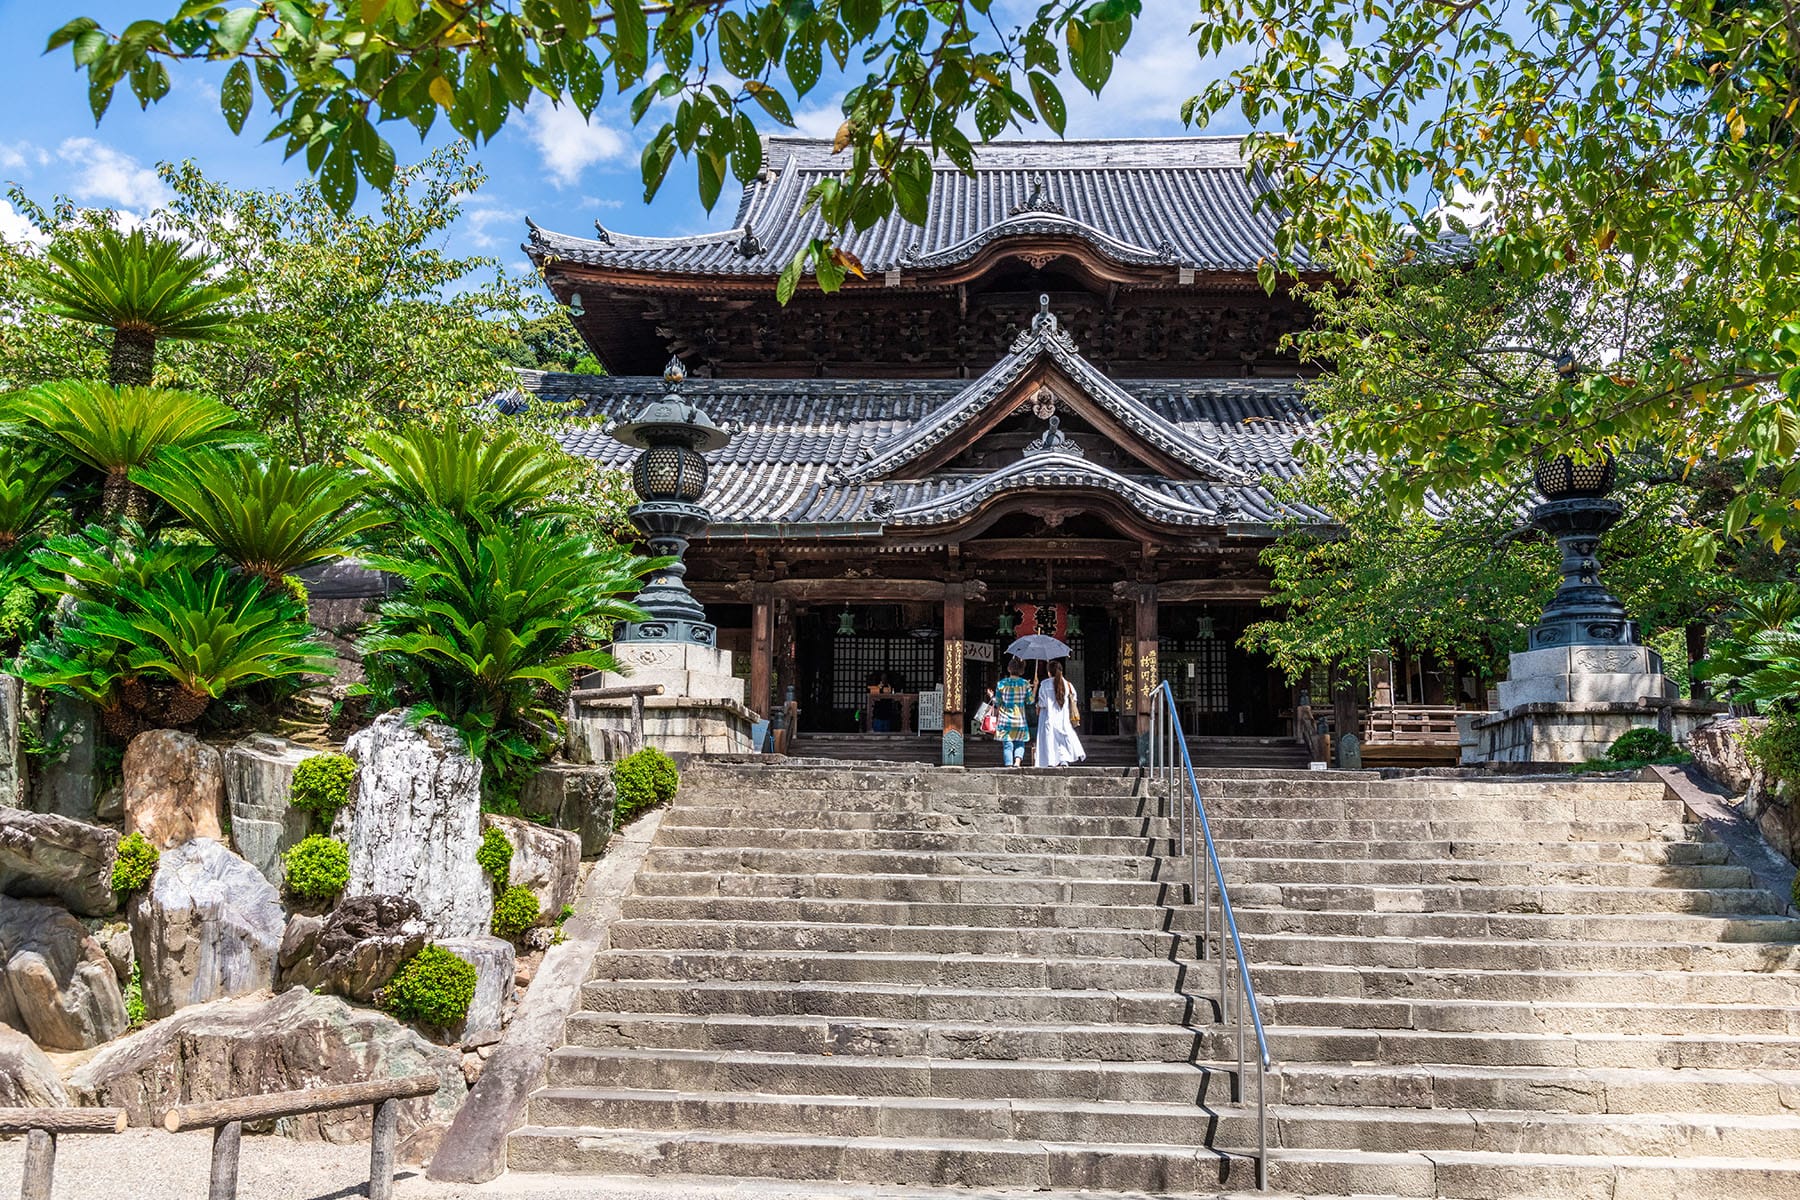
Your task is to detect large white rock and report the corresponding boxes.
[435,935,514,1048]
[339,712,489,939]
[0,894,126,1050]
[129,839,285,1019]
[224,735,322,886]
[122,729,225,850]
[481,813,579,925]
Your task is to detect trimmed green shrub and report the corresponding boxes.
[613,746,679,826]
[110,832,159,893]
[283,834,350,901]
[290,752,356,824]
[383,944,477,1028]
[491,885,541,940]
[476,825,513,889]
[1607,728,1678,763]
[123,962,145,1026]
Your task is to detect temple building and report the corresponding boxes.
[517,136,1460,764]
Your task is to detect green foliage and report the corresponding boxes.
[490,885,540,941]
[51,3,1129,293]
[17,224,245,386]
[350,426,578,528]
[131,448,385,587]
[356,505,655,800]
[1608,729,1679,764]
[0,445,75,553]
[613,747,679,826]
[1699,586,1800,707]
[18,524,328,734]
[282,834,350,901]
[476,825,513,890]
[109,831,159,893]
[6,381,251,522]
[289,753,356,824]
[123,961,144,1026]
[383,944,477,1028]
[1747,709,1800,793]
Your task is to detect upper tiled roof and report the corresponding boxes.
[512,369,1324,532]
[525,136,1292,277]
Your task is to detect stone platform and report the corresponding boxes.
[568,642,756,759]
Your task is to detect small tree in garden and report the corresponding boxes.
[17,225,245,388]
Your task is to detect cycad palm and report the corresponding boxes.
[20,226,245,387]
[0,445,75,552]
[133,448,388,587]
[8,381,252,520]
[349,425,578,525]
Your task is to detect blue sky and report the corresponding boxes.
[0,1,1240,283]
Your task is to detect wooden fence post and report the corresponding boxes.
[368,1097,399,1200]
[20,1130,54,1200]
[209,1120,242,1200]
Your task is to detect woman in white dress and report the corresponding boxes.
[1035,660,1086,767]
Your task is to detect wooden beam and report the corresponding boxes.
[1157,578,1272,602]
[771,578,946,602]
[959,539,1140,561]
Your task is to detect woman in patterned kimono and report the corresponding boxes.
[1035,659,1085,767]
[994,658,1034,767]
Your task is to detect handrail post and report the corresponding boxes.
[369,1097,399,1200]
[21,1130,54,1200]
[209,1120,242,1200]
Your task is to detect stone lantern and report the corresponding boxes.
[610,356,731,647]
[1525,454,1635,649]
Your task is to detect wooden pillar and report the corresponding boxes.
[21,1129,55,1200]
[209,1120,242,1200]
[748,581,774,721]
[1134,579,1159,734]
[368,1098,399,1200]
[942,581,966,764]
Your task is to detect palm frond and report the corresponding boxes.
[20,225,245,343]
[349,425,579,524]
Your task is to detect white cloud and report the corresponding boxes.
[461,202,525,250]
[579,195,626,210]
[0,142,48,174]
[56,138,171,212]
[523,99,629,188]
[793,95,847,141]
[0,200,46,248]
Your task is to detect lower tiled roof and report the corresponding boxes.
[511,371,1326,529]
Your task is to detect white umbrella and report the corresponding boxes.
[1006,633,1072,661]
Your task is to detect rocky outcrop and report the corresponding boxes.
[0,808,117,917]
[0,894,127,1050]
[339,713,488,939]
[520,763,615,857]
[0,1025,67,1106]
[0,675,23,809]
[35,696,95,820]
[482,814,579,925]
[70,987,466,1139]
[280,894,425,1001]
[225,735,322,887]
[129,839,284,1019]
[123,729,225,850]
[436,936,514,1048]
[99,923,133,987]
[1688,715,1763,796]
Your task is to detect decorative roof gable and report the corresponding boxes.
[837,298,1252,486]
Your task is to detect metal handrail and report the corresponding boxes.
[1147,679,1275,1190]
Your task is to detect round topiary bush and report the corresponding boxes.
[290,752,357,825]
[111,832,159,894]
[476,825,513,889]
[283,834,350,901]
[612,746,679,825]
[1607,728,1679,763]
[383,944,477,1028]
[491,885,541,940]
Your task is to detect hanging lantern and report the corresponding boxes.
[996,607,1015,637]
[836,608,856,636]
[1066,609,1083,637]
[1197,611,1215,639]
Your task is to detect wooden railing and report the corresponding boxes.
[0,1108,125,1200]
[1363,704,1464,746]
[161,1073,441,1200]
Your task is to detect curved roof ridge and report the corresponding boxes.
[887,451,1220,528]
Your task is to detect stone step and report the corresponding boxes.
[605,917,1181,958]
[585,948,1188,991]
[543,1045,1222,1105]
[1245,928,1800,978]
[1208,837,1727,865]
[563,1012,1204,1061]
[1261,995,1800,1037]
[507,1125,1256,1193]
[1262,956,1800,1006]
[1263,1025,1800,1071]
[631,869,1176,906]
[1265,1146,1800,1199]
[652,824,1175,856]
[617,895,1173,931]
[1216,858,1754,889]
[1226,909,1800,943]
[1277,1062,1800,1117]
[1213,881,1788,917]
[662,806,1176,836]
[582,979,1199,1024]
[641,845,1166,881]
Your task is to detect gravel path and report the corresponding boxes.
[0,1129,1249,1200]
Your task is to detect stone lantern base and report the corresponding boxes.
[566,642,757,760]
[1462,645,1724,764]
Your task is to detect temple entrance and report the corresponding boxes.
[1159,604,1287,737]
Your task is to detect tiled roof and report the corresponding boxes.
[514,369,1325,531]
[525,136,1293,277]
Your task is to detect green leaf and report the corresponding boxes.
[718,12,759,77]
[743,81,795,127]
[1028,72,1066,135]
[787,33,821,97]
[776,244,806,304]
[611,0,648,81]
[220,61,254,134]
[319,143,358,214]
[46,16,99,52]
[215,6,261,56]
[891,146,932,225]
[697,149,725,211]
[730,111,763,183]
[842,0,881,41]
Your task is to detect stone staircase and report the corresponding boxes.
[508,763,1800,1197]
